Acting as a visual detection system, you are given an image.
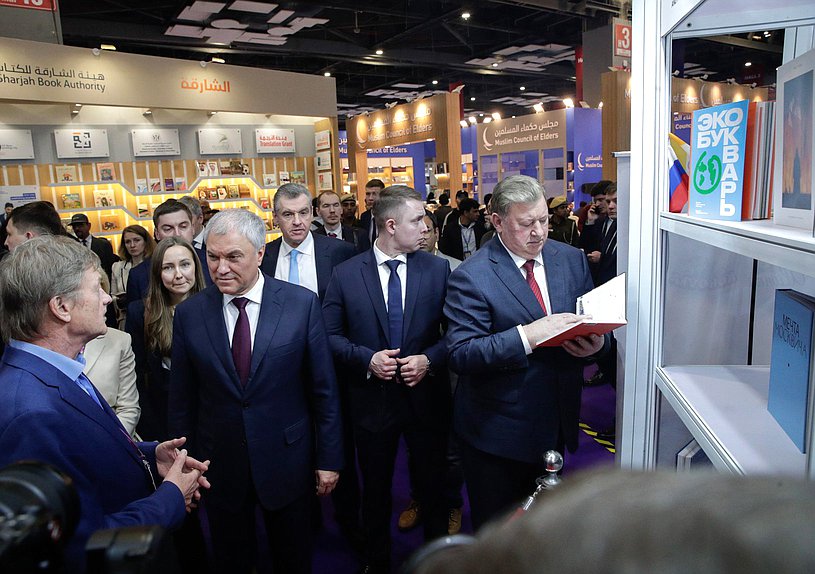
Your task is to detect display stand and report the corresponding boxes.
[623,0,815,476]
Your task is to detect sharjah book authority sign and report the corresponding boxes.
[54,129,110,159]
[0,129,35,160]
[255,128,296,154]
[131,129,181,157]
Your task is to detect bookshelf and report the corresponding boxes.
[622,1,815,477]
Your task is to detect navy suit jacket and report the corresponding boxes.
[0,346,184,572]
[89,235,119,280]
[125,245,212,306]
[168,275,343,511]
[323,249,451,433]
[259,233,356,302]
[444,237,609,463]
[313,223,370,253]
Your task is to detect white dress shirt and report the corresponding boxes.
[221,271,265,352]
[193,229,205,250]
[274,232,319,296]
[373,239,407,310]
[496,233,552,355]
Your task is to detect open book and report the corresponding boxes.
[537,273,626,347]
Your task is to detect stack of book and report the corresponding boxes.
[742,101,776,220]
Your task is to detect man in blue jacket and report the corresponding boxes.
[0,236,208,573]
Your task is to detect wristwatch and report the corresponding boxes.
[425,356,432,374]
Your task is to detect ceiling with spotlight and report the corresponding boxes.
[54,1,783,125]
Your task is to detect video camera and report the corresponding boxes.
[0,461,176,574]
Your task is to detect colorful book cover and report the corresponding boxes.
[207,188,219,200]
[137,204,150,218]
[260,198,270,209]
[263,173,277,187]
[279,171,291,185]
[164,178,175,192]
[60,193,81,209]
[291,170,305,184]
[174,177,187,191]
[149,178,162,193]
[196,160,208,177]
[101,215,121,232]
[216,186,228,200]
[689,99,749,221]
[207,161,219,177]
[56,165,78,183]
[93,188,115,207]
[135,178,148,194]
[768,289,815,452]
[97,162,116,182]
[227,184,240,199]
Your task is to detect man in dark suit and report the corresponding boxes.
[125,199,211,305]
[0,201,12,249]
[444,175,609,531]
[314,190,370,253]
[260,183,361,545]
[68,213,119,280]
[438,197,486,261]
[580,183,618,287]
[0,236,208,573]
[261,184,357,302]
[169,208,343,574]
[358,178,385,247]
[323,185,451,573]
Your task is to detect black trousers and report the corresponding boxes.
[206,491,313,574]
[461,439,560,531]
[355,422,448,571]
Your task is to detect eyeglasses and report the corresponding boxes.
[277,208,312,222]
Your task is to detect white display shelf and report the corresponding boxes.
[656,365,806,477]
[659,212,815,278]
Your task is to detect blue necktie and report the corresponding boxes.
[289,248,300,285]
[76,373,104,409]
[385,260,403,349]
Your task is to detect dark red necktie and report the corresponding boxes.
[328,232,337,238]
[231,297,251,387]
[522,260,547,315]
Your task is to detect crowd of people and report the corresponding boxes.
[0,175,618,574]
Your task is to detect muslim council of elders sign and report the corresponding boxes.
[477,110,566,156]
[0,0,55,11]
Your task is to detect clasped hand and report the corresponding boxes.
[155,437,211,512]
[369,349,429,387]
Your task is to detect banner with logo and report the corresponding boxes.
[0,128,35,160]
[477,110,566,156]
[54,128,110,159]
[199,129,242,155]
[255,128,296,154]
[131,128,181,157]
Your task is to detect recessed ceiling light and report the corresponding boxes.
[483,117,492,123]
[432,80,438,85]
[491,112,501,120]
[210,56,225,64]
[563,98,574,108]
[324,72,331,76]
[468,116,477,124]
[520,86,526,91]
[375,49,384,55]
[460,120,468,128]
[470,97,476,101]
[100,44,116,51]
[491,62,498,68]
[744,61,752,67]
[533,103,544,112]
[461,12,471,20]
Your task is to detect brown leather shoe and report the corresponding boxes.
[397,499,421,531]
[447,507,463,535]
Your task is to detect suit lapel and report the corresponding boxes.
[201,287,241,390]
[402,252,424,341]
[488,239,544,323]
[541,241,568,313]
[247,278,283,388]
[263,239,282,277]
[82,335,106,373]
[361,251,389,341]
[313,235,332,296]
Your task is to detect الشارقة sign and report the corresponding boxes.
[689,99,748,221]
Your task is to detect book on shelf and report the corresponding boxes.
[262,173,277,187]
[93,189,115,207]
[97,162,116,182]
[174,177,187,192]
[207,161,219,177]
[227,184,240,199]
[291,171,305,185]
[260,198,270,209]
[60,193,82,209]
[773,48,815,230]
[238,184,252,199]
[536,273,626,347]
[676,439,712,472]
[101,214,121,232]
[206,187,219,201]
[149,178,162,193]
[279,171,291,184]
[135,178,148,194]
[768,289,815,453]
[56,165,78,183]
[164,178,175,192]
[216,186,228,200]
[689,100,750,221]
[741,101,776,221]
[196,160,209,177]
[137,204,150,218]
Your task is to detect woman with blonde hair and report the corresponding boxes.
[125,236,204,441]
[112,225,155,328]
